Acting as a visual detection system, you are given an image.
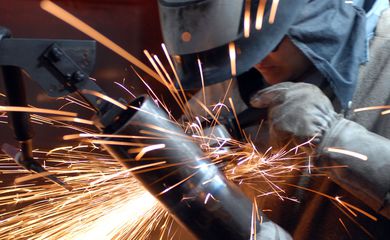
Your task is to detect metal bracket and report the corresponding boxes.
[0,38,96,97]
[40,43,110,113]
[41,43,89,90]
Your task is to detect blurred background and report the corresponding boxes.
[0,0,170,149]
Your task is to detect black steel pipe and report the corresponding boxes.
[102,95,264,240]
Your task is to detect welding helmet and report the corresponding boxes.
[158,0,307,90]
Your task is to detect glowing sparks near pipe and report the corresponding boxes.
[143,50,168,86]
[72,192,156,240]
[63,133,165,141]
[81,89,128,110]
[228,97,243,137]
[229,42,237,77]
[335,196,358,217]
[269,0,280,24]
[0,149,167,239]
[157,171,198,196]
[128,161,167,172]
[49,116,95,125]
[244,0,251,38]
[0,106,77,117]
[84,139,147,147]
[326,147,368,161]
[197,59,206,108]
[255,0,267,30]
[114,81,137,99]
[338,218,352,238]
[250,199,256,240]
[353,105,390,115]
[161,43,189,108]
[47,146,73,155]
[134,144,166,160]
[382,109,390,115]
[353,105,390,112]
[284,183,377,221]
[0,115,377,239]
[40,0,161,82]
[14,171,58,184]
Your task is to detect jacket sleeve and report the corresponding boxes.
[317,118,390,219]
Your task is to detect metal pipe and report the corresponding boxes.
[102,95,264,240]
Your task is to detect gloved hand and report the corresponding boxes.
[249,82,338,149]
[250,82,390,219]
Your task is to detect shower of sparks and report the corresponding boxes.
[72,191,156,239]
[0,104,378,239]
[0,98,317,239]
[326,147,368,161]
[0,1,379,239]
[0,148,165,240]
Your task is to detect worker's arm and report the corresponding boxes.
[250,82,390,219]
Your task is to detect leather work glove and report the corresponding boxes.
[250,82,390,219]
[250,82,337,149]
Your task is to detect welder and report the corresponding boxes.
[158,0,390,239]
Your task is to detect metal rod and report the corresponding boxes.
[2,65,34,160]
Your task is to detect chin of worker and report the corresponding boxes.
[250,82,390,219]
